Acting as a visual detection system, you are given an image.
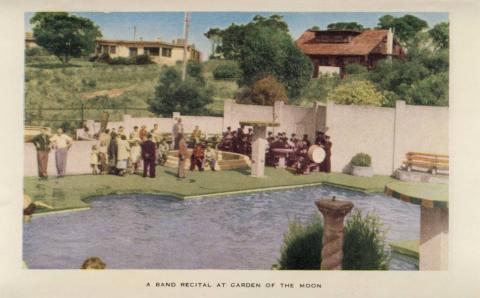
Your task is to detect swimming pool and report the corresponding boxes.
[23,186,419,270]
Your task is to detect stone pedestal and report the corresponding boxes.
[277,156,286,169]
[420,206,448,270]
[315,198,354,270]
[251,126,267,177]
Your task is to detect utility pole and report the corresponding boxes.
[133,25,137,40]
[181,12,190,81]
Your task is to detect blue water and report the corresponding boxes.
[23,186,419,270]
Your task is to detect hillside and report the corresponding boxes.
[24,55,238,130]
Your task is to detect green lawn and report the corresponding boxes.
[24,166,396,214]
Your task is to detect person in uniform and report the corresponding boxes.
[320,135,332,173]
[177,133,188,179]
[31,127,51,179]
[141,134,156,178]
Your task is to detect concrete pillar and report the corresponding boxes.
[273,101,284,134]
[393,100,406,172]
[315,198,354,270]
[251,126,267,177]
[420,206,448,270]
[223,99,234,131]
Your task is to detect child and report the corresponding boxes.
[81,257,106,269]
[205,144,217,171]
[129,139,142,174]
[90,145,99,175]
[98,141,109,174]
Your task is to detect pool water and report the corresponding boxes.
[23,186,419,270]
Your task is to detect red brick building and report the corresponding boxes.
[296,29,405,77]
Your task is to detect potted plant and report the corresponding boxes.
[350,153,373,177]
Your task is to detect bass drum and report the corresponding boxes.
[308,145,326,163]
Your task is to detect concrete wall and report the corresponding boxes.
[325,101,449,175]
[33,100,448,177]
[24,141,97,177]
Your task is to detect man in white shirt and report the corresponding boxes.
[172,118,184,150]
[50,128,73,177]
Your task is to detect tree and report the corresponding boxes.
[311,25,320,31]
[429,22,449,49]
[327,22,364,31]
[148,67,213,116]
[377,14,428,43]
[327,80,386,106]
[204,28,222,58]
[211,15,290,60]
[30,12,102,64]
[250,75,288,105]
[239,25,312,98]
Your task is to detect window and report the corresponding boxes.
[101,45,109,54]
[145,47,160,56]
[162,47,172,57]
[129,47,138,57]
[109,46,116,54]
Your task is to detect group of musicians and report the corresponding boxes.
[266,130,332,175]
[218,126,332,175]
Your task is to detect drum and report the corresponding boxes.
[308,145,326,163]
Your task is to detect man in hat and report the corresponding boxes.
[31,127,51,179]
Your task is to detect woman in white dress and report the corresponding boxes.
[116,134,130,176]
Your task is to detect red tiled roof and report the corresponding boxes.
[296,29,390,56]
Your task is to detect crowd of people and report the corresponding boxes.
[31,118,332,179]
[217,125,332,175]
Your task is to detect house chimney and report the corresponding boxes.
[387,28,393,57]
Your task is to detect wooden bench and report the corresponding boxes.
[403,152,449,175]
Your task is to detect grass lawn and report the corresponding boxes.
[389,240,419,259]
[24,166,396,214]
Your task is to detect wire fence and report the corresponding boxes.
[24,106,152,131]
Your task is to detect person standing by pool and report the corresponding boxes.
[50,128,73,177]
[31,127,51,179]
[172,118,184,150]
[205,144,217,171]
[177,133,188,179]
[141,134,157,178]
[157,138,170,166]
[116,134,130,176]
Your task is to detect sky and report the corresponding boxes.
[25,12,448,59]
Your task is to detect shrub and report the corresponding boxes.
[298,73,341,104]
[277,216,323,270]
[96,53,112,64]
[276,211,389,270]
[25,47,49,57]
[110,57,133,65]
[134,54,153,65]
[248,75,288,106]
[213,61,242,79]
[342,210,389,270]
[350,153,372,167]
[327,79,386,106]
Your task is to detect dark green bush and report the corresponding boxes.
[277,216,323,270]
[25,47,49,57]
[276,210,389,270]
[134,54,153,65]
[96,53,112,64]
[213,61,241,79]
[350,153,372,167]
[342,210,389,270]
[110,57,133,65]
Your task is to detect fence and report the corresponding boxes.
[24,105,152,131]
